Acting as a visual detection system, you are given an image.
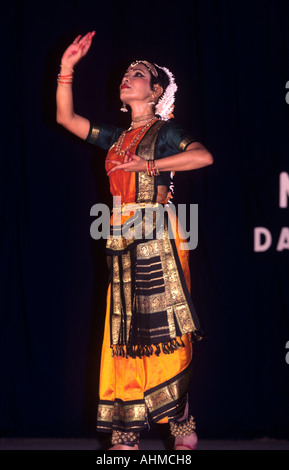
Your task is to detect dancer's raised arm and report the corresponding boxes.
[56,31,95,139]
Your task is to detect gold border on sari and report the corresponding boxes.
[136,120,166,203]
[144,364,192,421]
[97,401,147,427]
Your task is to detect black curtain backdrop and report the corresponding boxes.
[1,0,289,439]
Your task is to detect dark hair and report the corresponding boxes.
[136,62,170,101]
[150,64,170,95]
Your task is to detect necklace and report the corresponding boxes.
[130,114,156,129]
[131,113,155,123]
[114,117,158,157]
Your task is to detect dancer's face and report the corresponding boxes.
[120,63,153,104]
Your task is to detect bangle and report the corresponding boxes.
[57,82,73,87]
[57,72,73,86]
[57,78,73,82]
[146,160,160,177]
[58,73,74,78]
[152,160,159,176]
[57,79,73,86]
[146,160,150,176]
[60,63,74,73]
[146,160,153,176]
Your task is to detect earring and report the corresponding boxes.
[148,94,155,106]
[120,102,128,112]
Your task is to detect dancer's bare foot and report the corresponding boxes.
[174,432,198,450]
[108,444,139,450]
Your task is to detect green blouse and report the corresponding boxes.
[85,120,197,187]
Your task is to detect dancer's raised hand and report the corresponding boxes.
[61,31,95,70]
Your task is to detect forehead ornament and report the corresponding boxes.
[129,60,158,77]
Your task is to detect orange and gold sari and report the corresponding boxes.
[96,121,203,433]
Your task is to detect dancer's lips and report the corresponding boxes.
[120,84,130,89]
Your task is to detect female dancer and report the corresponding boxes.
[56,31,213,450]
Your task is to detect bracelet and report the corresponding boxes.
[57,82,73,87]
[146,160,160,177]
[146,160,152,176]
[57,72,73,86]
[152,160,160,176]
[57,80,73,84]
[58,73,73,78]
[60,63,74,73]
[57,80,73,86]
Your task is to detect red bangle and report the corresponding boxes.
[147,160,152,176]
[57,80,73,86]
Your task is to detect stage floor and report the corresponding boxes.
[1,437,289,450]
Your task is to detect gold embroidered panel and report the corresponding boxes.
[136,120,166,203]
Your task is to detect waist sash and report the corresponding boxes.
[106,204,204,358]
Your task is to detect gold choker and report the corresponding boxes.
[131,114,155,126]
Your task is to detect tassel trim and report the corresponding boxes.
[111,331,204,359]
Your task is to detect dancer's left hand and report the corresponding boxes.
[106,152,146,176]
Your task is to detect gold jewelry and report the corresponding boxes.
[130,60,158,77]
[132,113,155,123]
[114,117,157,157]
[152,160,159,175]
[169,415,196,437]
[130,114,156,129]
[111,430,140,446]
[148,94,155,106]
[57,82,73,87]
[146,160,160,177]
[60,63,74,73]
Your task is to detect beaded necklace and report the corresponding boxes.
[114,117,158,157]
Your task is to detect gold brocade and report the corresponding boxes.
[135,120,166,202]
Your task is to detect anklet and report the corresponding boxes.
[169,415,196,437]
[111,430,140,446]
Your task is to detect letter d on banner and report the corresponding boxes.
[254,227,272,252]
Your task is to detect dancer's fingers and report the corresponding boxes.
[72,34,81,44]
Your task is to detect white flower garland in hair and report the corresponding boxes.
[154,65,178,121]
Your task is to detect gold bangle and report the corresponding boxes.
[60,63,74,73]
[57,81,73,87]
[153,160,159,176]
[57,79,73,83]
